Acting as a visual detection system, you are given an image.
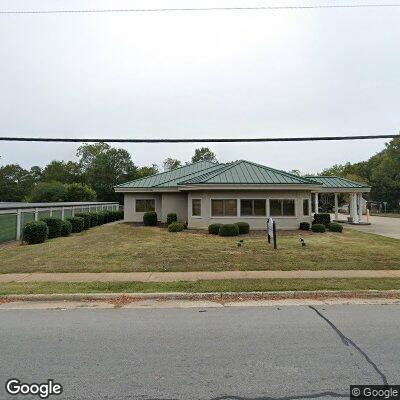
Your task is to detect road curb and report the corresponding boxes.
[4,290,400,303]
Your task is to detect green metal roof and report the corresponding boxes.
[115,161,220,188]
[181,160,317,185]
[305,175,370,189]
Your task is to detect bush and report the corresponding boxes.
[234,222,250,235]
[313,213,331,227]
[23,221,48,244]
[167,213,178,225]
[328,222,343,233]
[60,220,72,237]
[168,222,185,232]
[41,217,63,239]
[66,217,85,233]
[219,224,240,237]
[299,222,310,231]
[97,212,106,225]
[143,211,158,226]
[89,213,99,227]
[311,223,326,233]
[208,223,223,235]
[75,213,91,230]
[116,210,124,220]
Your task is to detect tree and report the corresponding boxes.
[0,164,36,202]
[191,147,217,163]
[64,183,96,202]
[41,161,82,184]
[29,181,67,202]
[163,158,181,171]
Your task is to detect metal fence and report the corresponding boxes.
[0,202,120,243]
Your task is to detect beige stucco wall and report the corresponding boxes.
[187,190,312,230]
[160,193,188,222]
[123,193,162,222]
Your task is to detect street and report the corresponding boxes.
[0,305,399,399]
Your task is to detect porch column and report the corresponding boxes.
[334,193,339,221]
[314,192,319,214]
[357,193,363,223]
[350,193,358,223]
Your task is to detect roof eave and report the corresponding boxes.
[177,183,322,191]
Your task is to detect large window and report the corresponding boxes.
[135,199,155,213]
[303,199,310,216]
[240,199,266,216]
[211,199,237,217]
[270,199,295,217]
[192,199,201,217]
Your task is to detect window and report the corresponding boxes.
[211,199,237,217]
[240,199,266,216]
[303,199,310,216]
[135,199,155,212]
[192,199,201,217]
[269,199,295,217]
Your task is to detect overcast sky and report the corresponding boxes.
[0,0,399,174]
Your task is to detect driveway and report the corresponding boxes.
[336,213,400,239]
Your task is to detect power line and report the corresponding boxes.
[1,4,400,15]
[0,134,398,143]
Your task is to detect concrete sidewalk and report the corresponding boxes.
[1,270,400,283]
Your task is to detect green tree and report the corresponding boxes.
[64,183,96,202]
[41,161,82,184]
[191,147,217,163]
[163,158,181,171]
[0,164,36,202]
[29,181,67,202]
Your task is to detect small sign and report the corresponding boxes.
[267,218,274,237]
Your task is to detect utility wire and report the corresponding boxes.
[1,4,400,15]
[0,134,398,143]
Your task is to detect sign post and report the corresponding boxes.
[267,218,277,249]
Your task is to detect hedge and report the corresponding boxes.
[311,223,326,233]
[23,221,48,244]
[234,222,250,235]
[208,223,223,235]
[313,213,331,227]
[299,222,310,231]
[60,220,72,237]
[166,213,178,225]
[89,213,99,227]
[41,217,63,239]
[74,213,91,230]
[219,224,240,237]
[66,217,85,233]
[143,211,158,226]
[168,222,185,232]
[329,222,343,233]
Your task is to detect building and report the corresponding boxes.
[115,160,370,230]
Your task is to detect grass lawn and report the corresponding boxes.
[1,223,400,273]
[1,278,400,295]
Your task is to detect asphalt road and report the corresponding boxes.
[0,305,399,400]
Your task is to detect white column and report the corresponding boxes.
[350,193,358,223]
[16,210,22,241]
[357,193,363,223]
[334,193,339,221]
[34,208,39,221]
[61,207,65,220]
[314,193,319,214]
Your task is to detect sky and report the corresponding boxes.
[0,0,399,174]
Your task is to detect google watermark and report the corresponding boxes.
[5,378,63,399]
[351,385,400,400]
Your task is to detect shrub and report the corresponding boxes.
[97,212,106,225]
[66,217,85,233]
[143,211,157,226]
[23,221,48,244]
[208,223,223,235]
[116,210,124,220]
[60,220,72,237]
[219,224,240,237]
[74,212,91,230]
[167,213,178,225]
[299,222,310,231]
[313,213,331,227]
[89,213,99,227]
[234,222,250,235]
[168,222,185,232]
[328,222,343,233]
[311,223,326,233]
[41,217,63,239]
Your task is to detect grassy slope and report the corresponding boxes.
[1,224,400,273]
[1,278,400,295]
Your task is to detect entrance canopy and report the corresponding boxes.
[305,176,371,224]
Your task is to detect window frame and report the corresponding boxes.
[135,198,156,213]
[268,198,297,218]
[210,198,238,218]
[191,198,202,218]
[239,199,267,218]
